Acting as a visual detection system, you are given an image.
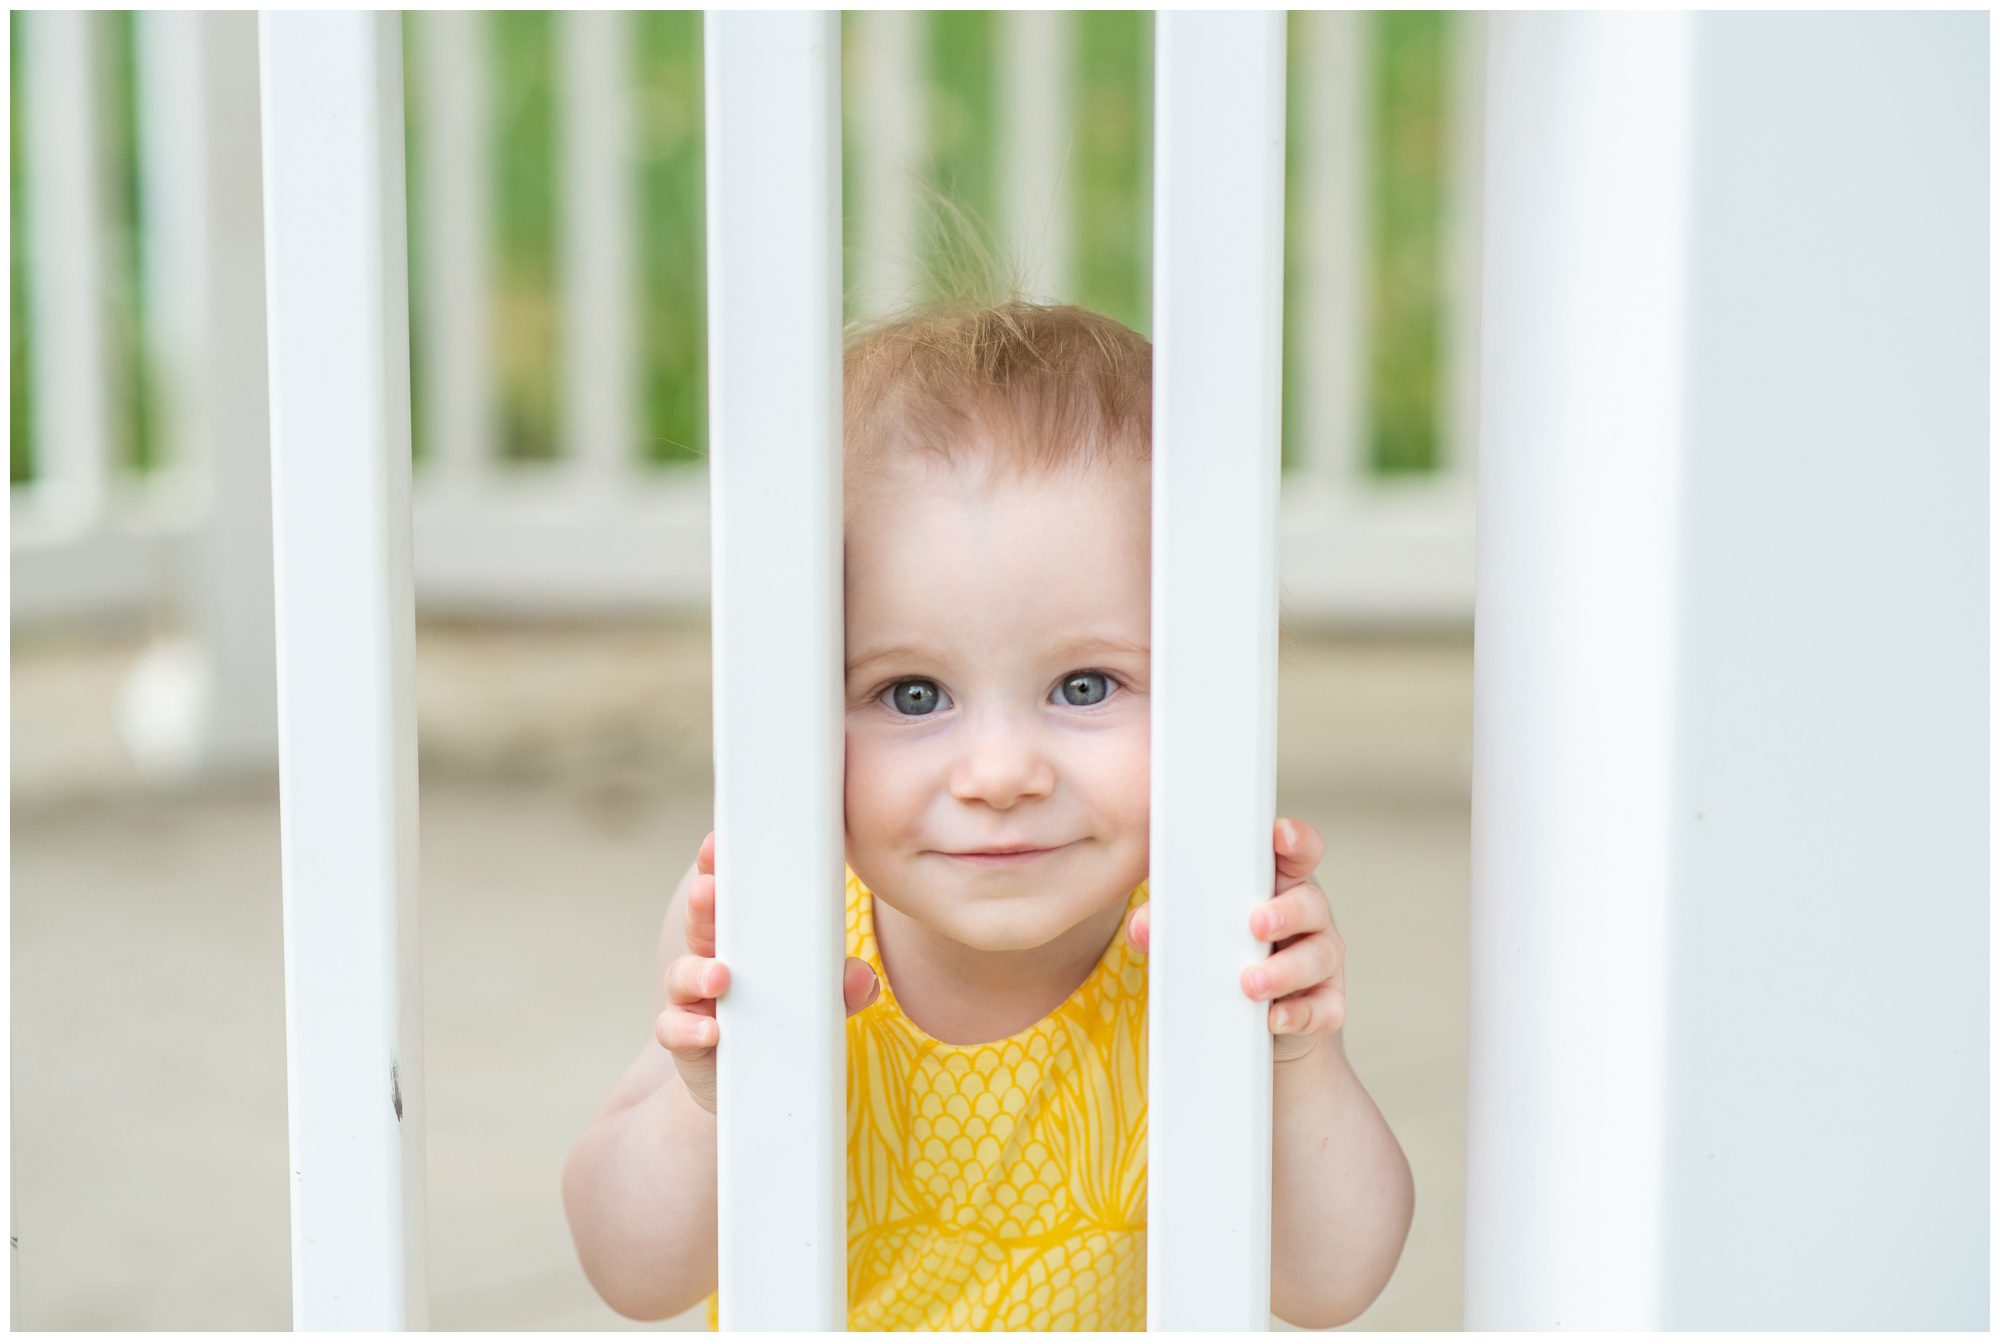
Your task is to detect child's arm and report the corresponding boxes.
[561,835,881,1321]
[1268,1029,1415,1327]
[1254,820,1415,1326]
[560,856,721,1321]
[1123,818,1415,1327]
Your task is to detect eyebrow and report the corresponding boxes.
[845,636,1151,675]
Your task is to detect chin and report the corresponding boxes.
[953,910,1075,953]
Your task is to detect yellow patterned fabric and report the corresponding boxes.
[707,866,1149,1330]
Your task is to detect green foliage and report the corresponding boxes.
[1368,12,1448,476]
[104,12,157,476]
[920,12,1000,302]
[1071,11,1150,336]
[489,11,561,463]
[11,14,161,486]
[12,13,1459,488]
[633,12,706,467]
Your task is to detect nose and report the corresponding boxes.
[947,716,1056,810]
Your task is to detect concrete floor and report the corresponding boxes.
[11,619,1472,1330]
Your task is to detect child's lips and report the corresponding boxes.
[940,842,1071,866]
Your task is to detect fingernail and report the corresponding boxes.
[1280,820,1299,849]
[1273,1006,1293,1031]
[698,1019,718,1046]
[1249,970,1270,997]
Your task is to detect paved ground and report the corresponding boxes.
[11,619,1472,1330]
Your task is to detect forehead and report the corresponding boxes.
[844,463,1151,664]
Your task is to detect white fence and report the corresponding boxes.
[18,8,1985,1334]
[11,11,1481,639]
[252,8,1302,1327]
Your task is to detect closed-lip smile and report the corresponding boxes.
[943,842,1070,862]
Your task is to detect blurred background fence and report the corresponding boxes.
[12,10,1482,638]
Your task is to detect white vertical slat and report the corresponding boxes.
[1148,11,1286,1331]
[121,11,278,780]
[1291,9,1369,500]
[560,9,638,489]
[20,11,118,529]
[258,12,428,1329]
[132,12,204,465]
[417,10,496,487]
[1438,12,1486,490]
[1465,13,1693,1328]
[850,10,922,317]
[704,12,846,1331]
[999,10,1073,302]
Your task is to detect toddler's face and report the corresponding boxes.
[843,459,1151,953]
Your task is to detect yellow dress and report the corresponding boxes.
[708,865,1149,1330]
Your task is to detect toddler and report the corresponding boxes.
[562,301,1414,1329]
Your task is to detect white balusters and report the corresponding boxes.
[19,11,118,532]
[1466,12,1693,1328]
[560,10,639,494]
[1148,10,1286,1329]
[416,10,497,491]
[704,11,847,1330]
[120,11,278,780]
[849,10,924,318]
[258,12,428,1327]
[999,11,1074,302]
[1288,9,1369,503]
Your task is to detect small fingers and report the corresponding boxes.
[1125,903,1151,954]
[1269,979,1346,1037]
[1273,817,1326,886]
[1240,927,1344,1002]
[843,957,882,1017]
[1249,881,1333,943]
[685,873,716,956]
[666,953,730,1007]
[656,1003,719,1053]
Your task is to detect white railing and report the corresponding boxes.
[20,10,1989,1333]
[255,10,1300,1325]
[11,11,1482,637]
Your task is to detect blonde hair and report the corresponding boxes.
[839,184,1151,520]
[842,299,1153,502]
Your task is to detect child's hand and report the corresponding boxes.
[656,830,882,1114]
[1123,817,1342,1064]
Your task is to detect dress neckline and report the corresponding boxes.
[848,866,1147,1053]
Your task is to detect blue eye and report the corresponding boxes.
[1056,672,1113,707]
[886,679,949,716]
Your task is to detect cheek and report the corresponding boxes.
[843,728,928,846]
[1067,719,1151,833]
